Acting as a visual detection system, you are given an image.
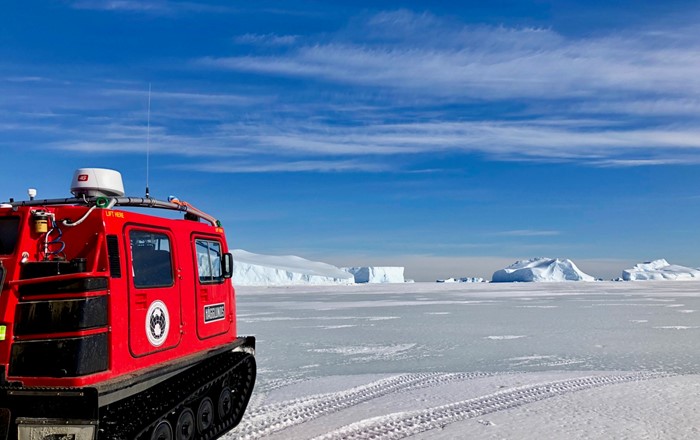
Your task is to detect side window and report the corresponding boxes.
[0,261,6,292]
[0,217,20,255]
[196,239,223,284]
[130,230,173,288]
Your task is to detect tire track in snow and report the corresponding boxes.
[232,372,495,439]
[312,371,668,440]
[246,375,310,411]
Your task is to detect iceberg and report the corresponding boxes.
[492,257,595,282]
[343,267,405,283]
[436,277,486,283]
[459,277,486,283]
[436,278,457,283]
[232,249,354,286]
[622,259,700,281]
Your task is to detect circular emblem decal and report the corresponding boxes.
[146,300,169,347]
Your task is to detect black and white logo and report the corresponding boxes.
[204,303,226,323]
[146,300,169,347]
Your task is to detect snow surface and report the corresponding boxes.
[492,257,595,282]
[343,266,405,283]
[623,258,700,281]
[232,250,354,286]
[226,281,700,440]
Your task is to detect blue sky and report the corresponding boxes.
[3,1,700,280]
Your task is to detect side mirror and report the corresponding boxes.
[222,253,233,279]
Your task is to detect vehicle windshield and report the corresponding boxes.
[0,217,20,255]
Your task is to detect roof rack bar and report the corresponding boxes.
[9,198,84,208]
[8,196,219,226]
[112,197,218,226]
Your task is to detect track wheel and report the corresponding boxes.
[218,387,233,420]
[196,397,214,434]
[151,420,173,440]
[175,408,195,440]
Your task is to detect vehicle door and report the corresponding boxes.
[193,236,231,339]
[126,227,181,356]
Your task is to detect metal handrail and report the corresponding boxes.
[7,196,219,226]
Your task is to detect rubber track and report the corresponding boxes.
[99,351,256,440]
[233,372,494,439]
[311,371,668,440]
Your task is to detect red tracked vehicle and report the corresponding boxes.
[0,168,256,440]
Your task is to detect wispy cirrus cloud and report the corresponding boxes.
[216,119,700,162]
[198,10,700,101]
[186,10,700,168]
[68,0,234,14]
[4,76,47,83]
[7,9,700,172]
[574,98,700,117]
[101,88,269,107]
[234,33,299,46]
[69,0,170,13]
[12,106,700,169]
[592,158,700,167]
[173,159,388,173]
[3,72,700,169]
[493,230,562,237]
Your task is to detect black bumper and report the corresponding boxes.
[0,386,98,440]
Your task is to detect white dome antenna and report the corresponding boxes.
[71,168,125,198]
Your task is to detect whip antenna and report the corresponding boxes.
[146,83,151,198]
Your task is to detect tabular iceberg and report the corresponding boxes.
[622,259,700,281]
[343,267,405,283]
[232,249,354,286]
[492,257,595,282]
